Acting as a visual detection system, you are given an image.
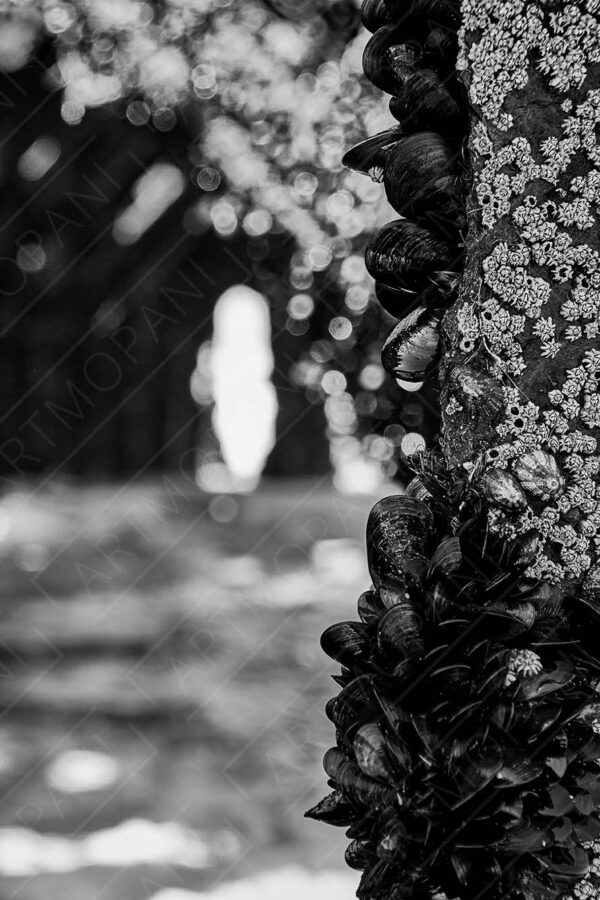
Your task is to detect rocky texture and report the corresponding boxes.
[442,1,600,587]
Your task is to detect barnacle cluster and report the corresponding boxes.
[449,0,600,584]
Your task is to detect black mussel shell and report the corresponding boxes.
[361,0,394,32]
[332,674,380,743]
[404,475,432,502]
[383,132,465,235]
[321,621,370,667]
[323,746,346,779]
[422,26,458,73]
[343,128,403,180]
[366,219,458,292]
[354,722,395,780]
[376,277,456,319]
[336,759,395,807]
[345,839,372,870]
[363,26,421,93]
[381,305,441,382]
[383,0,461,27]
[510,530,542,572]
[389,70,467,141]
[428,535,461,578]
[357,588,387,624]
[305,790,358,825]
[366,495,434,585]
[377,598,424,667]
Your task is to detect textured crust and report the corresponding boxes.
[442,1,600,586]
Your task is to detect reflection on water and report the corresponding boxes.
[0,477,387,899]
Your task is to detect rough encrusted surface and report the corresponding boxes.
[441,0,600,587]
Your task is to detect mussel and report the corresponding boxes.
[323,747,346,780]
[377,598,424,667]
[376,815,407,860]
[336,759,394,807]
[381,305,442,382]
[512,450,565,501]
[345,839,371,870]
[354,723,394,781]
[321,621,370,667]
[404,475,432,502]
[360,0,394,32]
[342,128,403,181]
[357,588,387,624]
[422,26,459,73]
[428,535,461,578]
[480,468,528,511]
[366,495,434,585]
[363,27,422,93]
[389,70,467,140]
[510,530,541,571]
[365,219,459,292]
[383,132,465,234]
[304,790,358,825]
[331,674,380,743]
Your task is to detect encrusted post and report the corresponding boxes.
[308,3,600,900]
[442,0,600,592]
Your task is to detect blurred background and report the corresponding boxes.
[0,1,435,897]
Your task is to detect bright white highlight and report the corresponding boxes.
[209,286,277,491]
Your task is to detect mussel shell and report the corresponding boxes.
[404,475,432,502]
[375,280,446,319]
[342,128,403,180]
[323,746,346,779]
[422,26,458,73]
[496,757,543,786]
[377,598,424,664]
[345,839,371,870]
[389,70,467,140]
[513,662,574,700]
[383,132,465,235]
[365,219,458,292]
[357,588,386,624]
[305,789,357,825]
[383,0,461,27]
[366,495,434,585]
[332,673,380,743]
[510,531,541,570]
[381,305,442,382]
[512,450,565,501]
[376,818,406,859]
[363,27,421,93]
[336,759,394,807]
[427,579,452,618]
[321,620,369,667]
[428,535,461,578]
[379,582,412,608]
[353,723,394,781]
[360,0,394,32]
[480,468,528,511]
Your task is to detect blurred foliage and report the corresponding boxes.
[1,0,434,480]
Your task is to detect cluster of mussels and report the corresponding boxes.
[343,0,467,383]
[307,2,600,899]
[307,465,600,900]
